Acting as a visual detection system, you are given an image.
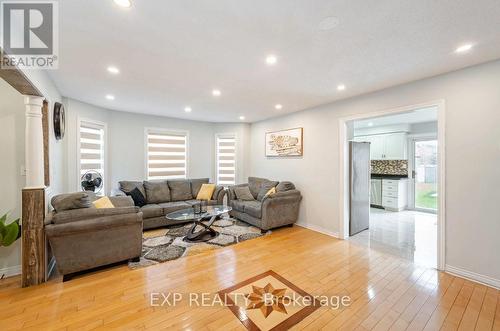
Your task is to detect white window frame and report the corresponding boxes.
[144,127,189,180]
[215,132,237,186]
[77,117,108,195]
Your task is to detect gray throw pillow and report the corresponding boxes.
[51,193,92,212]
[257,182,277,201]
[234,186,255,201]
[143,180,170,204]
[167,180,193,201]
[276,181,295,192]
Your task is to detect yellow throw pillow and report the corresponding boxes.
[93,196,115,209]
[196,183,216,200]
[264,187,276,198]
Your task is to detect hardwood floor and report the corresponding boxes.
[1,226,498,330]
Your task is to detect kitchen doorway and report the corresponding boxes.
[339,101,445,270]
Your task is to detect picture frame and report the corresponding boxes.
[265,127,303,157]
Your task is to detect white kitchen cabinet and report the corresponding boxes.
[353,132,407,160]
[382,179,408,211]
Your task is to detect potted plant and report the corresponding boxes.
[0,212,21,279]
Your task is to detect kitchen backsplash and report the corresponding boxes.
[371,160,408,175]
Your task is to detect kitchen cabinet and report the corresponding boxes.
[382,179,408,211]
[353,132,407,160]
[370,179,382,206]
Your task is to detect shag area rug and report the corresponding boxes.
[129,217,267,269]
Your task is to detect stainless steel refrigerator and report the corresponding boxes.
[349,141,371,236]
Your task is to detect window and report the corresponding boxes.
[216,134,236,186]
[78,120,106,193]
[146,129,187,180]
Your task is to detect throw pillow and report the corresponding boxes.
[51,193,92,212]
[257,182,278,201]
[126,187,147,207]
[190,178,210,197]
[92,196,115,209]
[196,183,216,200]
[234,186,255,201]
[264,187,276,199]
[143,180,170,204]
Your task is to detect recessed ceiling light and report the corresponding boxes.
[239,116,245,120]
[106,94,115,100]
[455,43,473,53]
[107,66,120,74]
[275,104,283,110]
[318,16,340,31]
[368,122,374,127]
[113,0,131,8]
[184,106,192,113]
[337,84,346,91]
[212,89,221,97]
[265,55,277,65]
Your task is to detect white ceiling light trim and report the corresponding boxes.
[455,43,473,53]
[337,84,346,91]
[275,104,283,110]
[184,106,192,113]
[212,89,221,97]
[105,94,115,100]
[239,116,245,120]
[107,66,120,74]
[113,0,131,8]
[265,54,278,65]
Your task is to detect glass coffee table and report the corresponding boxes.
[165,205,232,242]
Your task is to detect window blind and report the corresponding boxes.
[79,121,105,190]
[147,130,187,180]
[216,135,236,185]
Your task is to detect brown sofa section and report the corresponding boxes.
[115,178,226,230]
[227,177,302,231]
[45,195,143,277]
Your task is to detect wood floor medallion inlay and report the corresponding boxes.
[218,270,320,331]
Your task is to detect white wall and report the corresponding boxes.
[0,70,63,277]
[64,98,251,193]
[249,59,500,284]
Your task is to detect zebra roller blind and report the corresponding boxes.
[147,130,187,180]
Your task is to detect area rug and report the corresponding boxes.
[129,217,267,269]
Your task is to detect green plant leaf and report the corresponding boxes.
[1,221,19,247]
[0,213,6,224]
[0,221,6,240]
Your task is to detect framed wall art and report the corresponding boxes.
[265,127,303,157]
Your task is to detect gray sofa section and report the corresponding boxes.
[45,195,143,276]
[115,178,226,230]
[227,177,302,231]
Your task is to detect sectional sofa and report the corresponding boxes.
[114,178,226,230]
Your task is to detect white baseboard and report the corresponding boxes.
[295,223,341,239]
[0,265,21,278]
[445,264,500,289]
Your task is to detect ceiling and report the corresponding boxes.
[354,106,437,129]
[49,0,500,122]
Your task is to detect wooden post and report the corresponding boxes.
[22,188,46,287]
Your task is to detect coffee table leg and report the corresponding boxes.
[184,215,219,242]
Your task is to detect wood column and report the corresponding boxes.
[22,96,47,287]
[22,188,46,287]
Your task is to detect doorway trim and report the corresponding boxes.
[338,100,446,270]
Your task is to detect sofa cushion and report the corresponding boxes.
[51,193,92,212]
[159,201,191,214]
[234,186,255,201]
[140,204,164,219]
[190,178,209,197]
[167,180,193,201]
[257,182,278,201]
[109,196,135,208]
[52,206,139,224]
[242,201,262,218]
[248,177,278,199]
[143,180,170,204]
[230,200,246,213]
[276,181,296,192]
[119,181,146,196]
[212,186,223,200]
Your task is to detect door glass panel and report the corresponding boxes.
[414,140,438,210]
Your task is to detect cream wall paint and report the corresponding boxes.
[249,59,500,283]
[64,98,251,193]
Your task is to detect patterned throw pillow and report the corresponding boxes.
[92,196,115,209]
